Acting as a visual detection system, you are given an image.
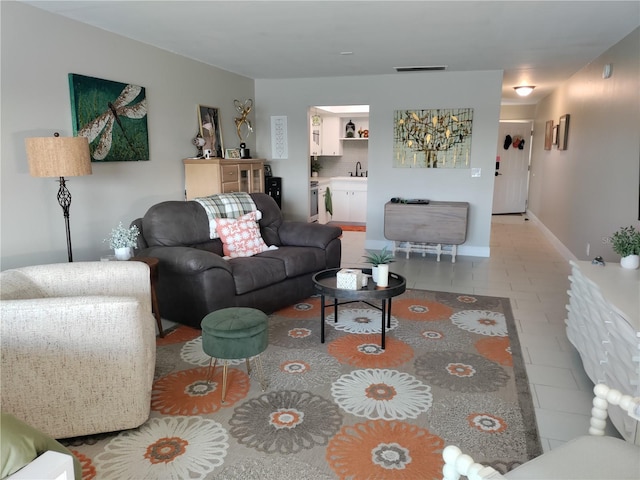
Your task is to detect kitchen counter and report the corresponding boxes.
[331,176,367,182]
[311,176,367,184]
[310,176,332,186]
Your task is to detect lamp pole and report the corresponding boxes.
[56,176,74,262]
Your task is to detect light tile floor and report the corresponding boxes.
[340,214,603,453]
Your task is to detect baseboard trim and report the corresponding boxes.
[526,210,578,263]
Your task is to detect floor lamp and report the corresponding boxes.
[25,133,92,262]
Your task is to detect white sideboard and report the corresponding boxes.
[565,260,640,444]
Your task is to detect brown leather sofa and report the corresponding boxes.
[131,193,342,328]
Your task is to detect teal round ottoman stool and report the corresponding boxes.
[201,307,269,403]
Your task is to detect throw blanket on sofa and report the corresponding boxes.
[195,192,260,239]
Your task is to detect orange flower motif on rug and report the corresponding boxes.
[326,419,444,479]
[467,412,508,433]
[275,297,322,318]
[152,366,249,415]
[71,450,95,480]
[392,298,454,321]
[156,325,201,347]
[288,327,312,339]
[475,336,513,366]
[328,334,414,368]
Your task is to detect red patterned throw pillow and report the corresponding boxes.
[215,211,269,258]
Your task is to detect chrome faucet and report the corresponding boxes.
[355,161,362,177]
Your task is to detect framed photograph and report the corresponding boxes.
[544,120,554,150]
[69,73,149,162]
[558,114,570,150]
[197,105,223,158]
[225,148,240,159]
[552,125,559,146]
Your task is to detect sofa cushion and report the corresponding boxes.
[216,211,270,258]
[0,271,46,300]
[0,413,81,480]
[258,246,327,278]
[194,192,258,240]
[228,256,287,295]
[142,201,211,247]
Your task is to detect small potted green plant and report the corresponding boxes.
[363,246,395,286]
[311,159,322,177]
[105,222,140,260]
[611,225,640,269]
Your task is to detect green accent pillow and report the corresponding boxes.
[0,413,81,480]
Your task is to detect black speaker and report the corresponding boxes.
[265,177,282,208]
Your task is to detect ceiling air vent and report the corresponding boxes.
[394,65,448,72]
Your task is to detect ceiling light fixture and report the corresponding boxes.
[514,86,535,97]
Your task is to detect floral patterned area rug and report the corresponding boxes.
[63,289,541,479]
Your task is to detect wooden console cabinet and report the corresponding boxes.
[565,260,640,444]
[183,158,264,200]
[384,201,469,262]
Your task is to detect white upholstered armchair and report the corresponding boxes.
[0,261,156,439]
[442,383,640,480]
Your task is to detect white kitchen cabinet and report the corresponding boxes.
[318,183,331,224]
[310,115,322,156]
[330,178,367,223]
[349,190,367,222]
[321,116,342,156]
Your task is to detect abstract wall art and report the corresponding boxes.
[393,108,473,168]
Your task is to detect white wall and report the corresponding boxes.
[1,3,255,269]
[528,27,640,263]
[255,72,503,256]
[500,105,536,121]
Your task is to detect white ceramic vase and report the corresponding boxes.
[376,264,389,287]
[371,266,379,282]
[114,247,133,261]
[620,254,639,269]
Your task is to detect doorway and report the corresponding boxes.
[493,121,533,214]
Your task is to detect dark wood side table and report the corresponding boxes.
[130,256,164,337]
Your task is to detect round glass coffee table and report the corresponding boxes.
[312,268,406,349]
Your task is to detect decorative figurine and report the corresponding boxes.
[234,99,254,144]
[192,132,206,158]
[345,119,356,138]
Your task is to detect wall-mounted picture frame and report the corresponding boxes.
[69,73,149,162]
[544,120,554,150]
[552,125,559,146]
[197,105,223,158]
[393,107,474,168]
[558,114,570,150]
[225,148,240,159]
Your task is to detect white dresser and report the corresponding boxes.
[565,260,640,444]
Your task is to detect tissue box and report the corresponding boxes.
[336,269,363,290]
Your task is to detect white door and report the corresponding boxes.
[492,121,532,214]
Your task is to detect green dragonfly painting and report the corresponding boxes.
[69,74,149,162]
